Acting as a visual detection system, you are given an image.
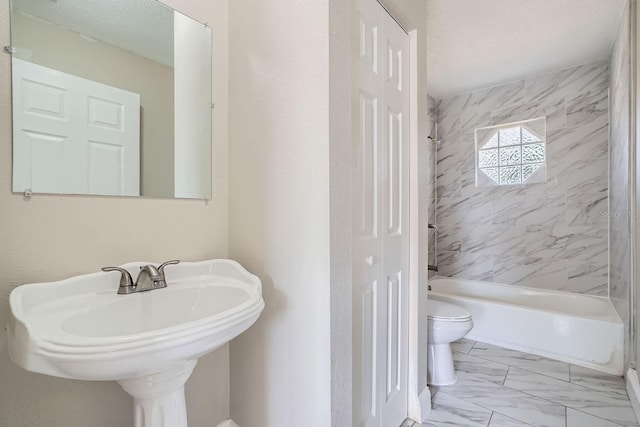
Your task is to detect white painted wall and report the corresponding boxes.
[227,1,332,426]
[328,0,354,425]
[0,0,229,425]
[174,11,213,199]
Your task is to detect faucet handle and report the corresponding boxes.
[158,260,180,279]
[101,267,135,294]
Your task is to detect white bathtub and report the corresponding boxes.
[429,276,624,375]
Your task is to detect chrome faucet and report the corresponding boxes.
[102,260,180,295]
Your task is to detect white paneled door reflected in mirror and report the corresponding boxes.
[9,0,213,199]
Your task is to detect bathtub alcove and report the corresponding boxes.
[429,276,624,375]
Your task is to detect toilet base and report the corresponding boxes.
[427,343,457,386]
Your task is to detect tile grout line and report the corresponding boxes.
[434,389,500,423]
[567,363,629,396]
[503,365,510,386]
[506,364,632,399]
[441,341,632,427]
[475,363,582,424]
[436,387,538,427]
[498,370,637,426]
[486,411,494,427]
[465,344,573,384]
[568,406,629,427]
[509,364,571,384]
[464,352,569,384]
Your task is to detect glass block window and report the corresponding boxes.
[475,117,546,187]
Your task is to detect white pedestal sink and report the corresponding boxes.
[7,259,264,427]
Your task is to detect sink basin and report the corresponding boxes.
[7,259,264,427]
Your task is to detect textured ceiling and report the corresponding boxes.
[427,0,627,99]
[13,0,176,66]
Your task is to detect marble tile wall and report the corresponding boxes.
[427,94,437,278]
[609,3,631,366]
[435,60,610,295]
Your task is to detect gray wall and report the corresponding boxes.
[610,2,632,367]
[435,59,610,295]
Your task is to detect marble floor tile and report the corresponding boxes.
[569,365,627,396]
[437,371,566,427]
[504,367,638,426]
[488,412,533,427]
[453,352,509,385]
[469,342,570,381]
[566,408,625,427]
[413,341,639,427]
[426,391,493,427]
[451,338,476,354]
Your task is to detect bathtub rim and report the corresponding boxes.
[428,275,622,324]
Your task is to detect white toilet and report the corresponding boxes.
[427,298,473,386]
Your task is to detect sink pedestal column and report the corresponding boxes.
[118,360,198,427]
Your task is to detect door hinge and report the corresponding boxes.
[4,46,16,54]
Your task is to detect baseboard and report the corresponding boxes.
[216,419,239,427]
[407,385,432,423]
[626,368,640,425]
[418,386,432,422]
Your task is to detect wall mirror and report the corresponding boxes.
[10,0,212,199]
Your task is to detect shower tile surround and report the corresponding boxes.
[427,94,437,277]
[403,339,636,427]
[434,60,611,295]
[609,3,632,367]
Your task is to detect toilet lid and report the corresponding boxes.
[428,299,471,321]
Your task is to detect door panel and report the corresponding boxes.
[359,93,379,238]
[386,272,401,399]
[387,108,402,236]
[88,141,124,195]
[380,8,410,426]
[85,82,140,196]
[355,1,410,426]
[354,1,384,426]
[12,58,140,196]
[362,283,378,418]
[21,78,67,119]
[26,131,67,193]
